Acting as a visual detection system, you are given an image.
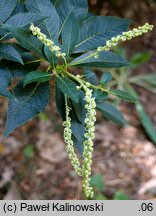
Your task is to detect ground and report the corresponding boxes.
[0,0,156,200]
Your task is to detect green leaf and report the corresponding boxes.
[23,71,52,86]
[139,74,156,87]
[109,89,137,102]
[114,191,129,200]
[56,76,79,103]
[0,44,24,64]
[100,72,112,84]
[97,102,126,125]
[11,1,27,15]
[90,174,105,191]
[62,12,79,56]
[70,111,85,155]
[69,51,130,68]
[54,0,88,34]
[23,144,34,158]
[0,67,12,98]
[70,91,86,123]
[126,85,156,145]
[93,90,108,101]
[6,12,46,28]
[26,0,60,41]
[130,52,151,65]
[0,0,18,23]
[44,46,58,65]
[3,25,45,59]
[136,102,156,145]
[84,70,98,85]
[55,81,66,121]
[4,82,50,136]
[74,16,131,53]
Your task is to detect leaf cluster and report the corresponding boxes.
[0,0,140,149]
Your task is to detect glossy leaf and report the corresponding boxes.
[24,71,52,86]
[100,72,112,84]
[26,0,60,41]
[84,70,98,85]
[69,51,130,68]
[62,12,79,56]
[0,44,24,64]
[70,91,86,123]
[11,1,27,15]
[6,12,46,28]
[109,89,137,102]
[56,76,79,103]
[93,89,108,101]
[97,102,126,125]
[4,82,50,136]
[0,0,18,23]
[54,0,88,34]
[4,25,45,59]
[74,16,131,53]
[55,81,66,121]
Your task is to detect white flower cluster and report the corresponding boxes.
[30,23,66,58]
[63,105,82,176]
[94,23,153,58]
[63,85,96,199]
[82,86,96,198]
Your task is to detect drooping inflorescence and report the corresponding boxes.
[82,86,96,198]
[63,96,82,176]
[93,23,154,58]
[30,21,153,199]
[30,23,66,58]
[63,85,96,199]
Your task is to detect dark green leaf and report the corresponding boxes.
[93,89,108,101]
[84,70,98,85]
[11,1,27,15]
[0,0,18,23]
[70,91,86,123]
[71,135,84,155]
[3,25,45,59]
[0,67,12,98]
[0,44,24,64]
[109,89,137,102]
[55,81,66,120]
[70,110,85,155]
[97,102,126,125]
[69,51,130,68]
[74,16,131,53]
[100,72,112,84]
[62,12,79,56]
[24,71,52,86]
[6,12,46,28]
[4,82,50,136]
[0,29,11,41]
[44,46,58,65]
[54,0,88,34]
[26,0,60,41]
[56,76,79,103]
